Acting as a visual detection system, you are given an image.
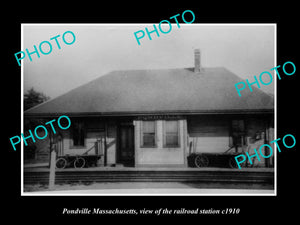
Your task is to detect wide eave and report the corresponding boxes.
[25,67,274,118]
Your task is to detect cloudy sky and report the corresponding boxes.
[23,24,275,99]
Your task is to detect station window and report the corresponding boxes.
[72,121,85,147]
[164,120,180,147]
[141,121,156,147]
[230,119,245,147]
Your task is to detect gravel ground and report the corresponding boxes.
[23,181,274,195]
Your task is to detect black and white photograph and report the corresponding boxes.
[21,24,275,195]
[3,3,298,222]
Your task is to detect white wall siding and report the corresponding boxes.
[61,119,117,166]
[188,117,230,153]
[135,120,186,166]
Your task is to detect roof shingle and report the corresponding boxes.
[25,67,274,116]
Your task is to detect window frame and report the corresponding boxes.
[163,120,180,148]
[70,120,86,148]
[230,119,245,147]
[140,120,157,148]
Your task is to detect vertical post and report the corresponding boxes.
[48,131,52,168]
[48,129,56,189]
[49,149,56,189]
[104,123,108,166]
[241,135,244,153]
[182,120,188,167]
[264,120,269,168]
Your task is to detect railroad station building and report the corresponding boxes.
[24,50,274,168]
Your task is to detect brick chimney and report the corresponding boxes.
[194,49,201,73]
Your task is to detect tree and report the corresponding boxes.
[24,88,50,161]
[24,87,50,111]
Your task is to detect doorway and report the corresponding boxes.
[117,124,135,166]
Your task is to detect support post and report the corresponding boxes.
[104,123,108,166]
[49,149,56,189]
[48,129,56,189]
[264,120,270,168]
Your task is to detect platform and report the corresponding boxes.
[23,166,275,190]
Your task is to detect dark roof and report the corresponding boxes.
[25,67,274,117]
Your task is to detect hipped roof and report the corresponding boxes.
[25,67,274,117]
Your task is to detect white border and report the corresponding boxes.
[274,24,277,196]
[21,23,277,196]
[21,24,24,195]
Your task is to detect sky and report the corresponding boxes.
[23,24,275,99]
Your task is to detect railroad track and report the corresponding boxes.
[24,170,274,187]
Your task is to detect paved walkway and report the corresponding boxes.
[24,163,274,172]
[23,181,275,195]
